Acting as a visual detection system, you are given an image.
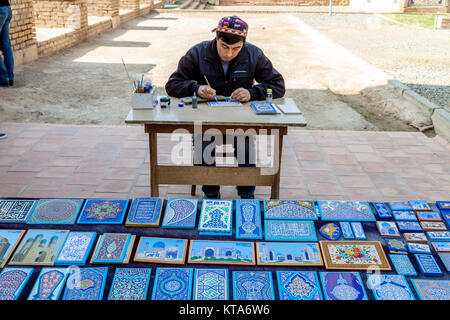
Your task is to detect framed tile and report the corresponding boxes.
[387,238,408,254]
[411,279,450,300]
[77,199,129,224]
[339,222,354,239]
[389,254,417,276]
[62,267,108,300]
[27,267,70,300]
[392,210,417,221]
[372,202,392,218]
[162,198,198,229]
[427,231,450,241]
[188,240,255,266]
[134,237,188,264]
[431,241,450,253]
[396,221,422,232]
[320,241,391,270]
[318,200,375,221]
[256,242,323,266]
[414,254,443,276]
[27,198,84,224]
[193,268,229,300]
[367,274,415,300]
[0,199,37,223]
[235,199,262,240]
[408,242,432,254]
[276,271,322,300]
[409,200,431,211]
[125,197,163,227]
[415,210,442,222]
[0,267,34,300]
[403,232,428,243]
[108,268,152,300]
[55,231,97,265]
[90,233,135,264]
[319,272,367,300]
[376,221,401,237]
[420,221,447,231]
[151,268,193,300]
[0,229,26,268]
[264,220,317,241]
[263,200,317,220]
[232,271,275,300]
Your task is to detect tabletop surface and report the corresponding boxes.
[125,97,307,127]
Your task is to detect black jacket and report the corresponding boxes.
[165,40,285,101]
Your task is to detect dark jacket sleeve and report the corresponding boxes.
[248,52,285,101]
[165,47,201,98]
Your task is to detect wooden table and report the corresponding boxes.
[125,97,307,198]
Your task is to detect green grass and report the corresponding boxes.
[382,13,450,29]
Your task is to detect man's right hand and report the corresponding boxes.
[197,85,216,99]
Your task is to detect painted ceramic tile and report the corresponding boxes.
[414,254,443,276]
[320,241,391,270]
[431,241,450,253]
[125,197,163,227]
[319,272,367,300]
[351,222,366,239]
[408,242,432,254]
[27,267,70,300]
[416,210,442,222]
[319,223,341,241]
[77,199,129,224]
[409,200,431,211]
[367,274,415,300]
[134,237,187,264]
[55,231,97,265]
[411,279,450,300]
[90,233,135,264]
[387,239,408,254]
[376,221,401,237]
[198,199,233,235]
[389,254,417,276]
[0,267,34,300]
[0,199,36,223]
[437,253,450,272]
[151,267,193,300]
[276,271,322,300]
[389,201,412,211]
[339,222,354,239]
[427,231,450,241]
[263,200,317,220]
[108,268,152,300]
[403,232,428,243]
[27,198,84,224]
[0,229,26,268]
[256,242,323,266]
[392,210,417,221]
[232,271,275,300]
[372,202,392,218]
[436,201,450,211]
[235,199,263,240]
[397,221,423,232]
[62,267,108,300]
[188,240,255,266]
[420,221,447,231]
[9,229,69,266]
[162,198,198,229]
[193,268,229,300]
[265,220,317,241]
[318,200,375,221]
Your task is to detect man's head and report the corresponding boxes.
[212,16,248,62]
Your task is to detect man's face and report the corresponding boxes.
[216,37,244,62]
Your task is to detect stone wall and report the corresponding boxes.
[219,0,351,5]
[87,0,120,17]
[10,0,36,51]
[33,0,88,29]
[120,0,140,10]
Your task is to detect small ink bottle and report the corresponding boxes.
[192,92,198,109]
[266,88,272,103]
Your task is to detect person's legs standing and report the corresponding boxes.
[194,134,221,198]
[234,134,256,199]
[0,6,13,86]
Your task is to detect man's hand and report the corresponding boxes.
[230,88,251,103]
[197,85,216,99]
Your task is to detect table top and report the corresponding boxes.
[125,97,307,128]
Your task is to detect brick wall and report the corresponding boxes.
[33,0,88,30]
[10,0,36,51]
[87,0,120,17]
[120,0,140,10]
[220,0,350,5]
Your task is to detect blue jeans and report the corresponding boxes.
[194,134,256,198]
[0,6,14,83]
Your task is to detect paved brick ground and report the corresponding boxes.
[0,122,449,202]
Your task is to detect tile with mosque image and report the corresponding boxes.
[256,242,323,266]
[188,240,255,266]
[134,237,188,264]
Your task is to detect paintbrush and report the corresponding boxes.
[203,75,218,102]
[121,58,136,91]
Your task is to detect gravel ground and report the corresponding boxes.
[295,13,450,111]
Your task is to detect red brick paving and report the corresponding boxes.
[0,122,449,202]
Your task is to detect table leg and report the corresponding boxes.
[149,132,159,197]
[270,130,284,199]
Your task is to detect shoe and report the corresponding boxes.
[0,133,7,140]
[0,81,8,87]
[8,80,13,86]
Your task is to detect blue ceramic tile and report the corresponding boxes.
[427,231,450,241]
[416,210,442,221]
[28,267,70,300]
[435,201,450,211]
[437,253,450,272]
[392,210,417,221]
[0,267,34,300]
[319,272,367,300]
[0,199,37,223]
[414,254,443,276]
[198,199,233,234]
[108,268,152,300]
[277,271,322,300]
[55,231,97,265]
[232,271,275,300]
[372,202,392,218]
[151,268,193,300]
[235,199,263,240]
[409,200,431,211]
[90,233,133,264]
[376,221,401,237]
[265,220,317,241]
[387,238,408,254]
[318,200,375,221]
[27,199,84,224]
[339,222,354,239]
[63,267,108,300]
[367,274,415,300]
[351,222,366,239]
[389,254,417,276]
[407,242,431,254]
[389,201,412,211]
[193,268,229,300]
[263,200,317,220]
[396,221,422,232]
[411,279,450,300]
[126,197,163,226]
[77,199,129,224]
[319,223,341,241]
[162,198,198,229]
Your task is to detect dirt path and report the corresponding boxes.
[0,11,418,132]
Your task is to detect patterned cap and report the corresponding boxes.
[212,16,248,37]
